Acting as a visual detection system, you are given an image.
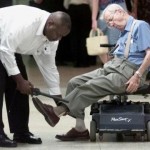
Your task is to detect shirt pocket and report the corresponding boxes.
[129,37,138,53]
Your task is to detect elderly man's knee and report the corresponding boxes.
[68,76,80,86]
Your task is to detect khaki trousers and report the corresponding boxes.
[64,58,147,119]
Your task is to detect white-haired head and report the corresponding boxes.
[102,4,126,19]
[102,4,129,31]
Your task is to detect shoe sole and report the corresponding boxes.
[14,138,42,144]
[0,143,17,147]
[55,136,90,141]
[32,98,55,127]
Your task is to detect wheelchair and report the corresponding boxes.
[90,44,150,142]
[90,83,150,142]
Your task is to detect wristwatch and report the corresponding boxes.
[135,71,142,78]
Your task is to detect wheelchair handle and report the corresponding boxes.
[100,44,116,47]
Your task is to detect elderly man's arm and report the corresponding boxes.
[126,49,150,93]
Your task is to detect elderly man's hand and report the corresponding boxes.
[125,74,140,93]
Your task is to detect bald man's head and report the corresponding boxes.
[44,11,71,41]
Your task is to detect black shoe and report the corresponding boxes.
[0,134,17,147]
[13,132,42,144]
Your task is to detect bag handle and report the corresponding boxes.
[89,28,104,37]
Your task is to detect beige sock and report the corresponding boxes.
[75,118,86,132]
[53,106,67,117]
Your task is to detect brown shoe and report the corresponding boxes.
[55,128,90,141]
[32,97,60,127]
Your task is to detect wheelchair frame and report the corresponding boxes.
[90,73,150,142]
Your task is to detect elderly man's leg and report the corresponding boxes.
[55,72,127,140]
[33,69,105,124]
[33,68,127,140]
[33,58,139,141]
[34,72,126,140]
[55,118,89,141]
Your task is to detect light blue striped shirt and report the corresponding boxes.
[114,16,150,66]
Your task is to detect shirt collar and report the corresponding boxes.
[36,12,50,37]
[124,16,135,32]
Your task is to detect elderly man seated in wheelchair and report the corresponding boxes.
[32,4,150,141]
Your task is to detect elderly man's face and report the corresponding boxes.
[104,9,126,31]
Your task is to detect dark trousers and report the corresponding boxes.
[68,4,96,66]
[0,0,12,7]
[0,54,29,134]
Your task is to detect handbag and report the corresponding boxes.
[86,28,109,55]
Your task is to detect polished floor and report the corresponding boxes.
[2,56,150,150]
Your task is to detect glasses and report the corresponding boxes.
[105,11,116,26]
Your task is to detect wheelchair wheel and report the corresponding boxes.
[90,120,97,142]
[90,103,99,115]
[116,133,123,141]
[134,133,145,141]
[147,121,150,141]
[144,103,150,113]
[99,133,103,141]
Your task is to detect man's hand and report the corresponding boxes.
[126,49,150,93]
[12,74,34,94]
[125,74,140,93]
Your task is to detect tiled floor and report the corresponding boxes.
[3,56,150,150]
